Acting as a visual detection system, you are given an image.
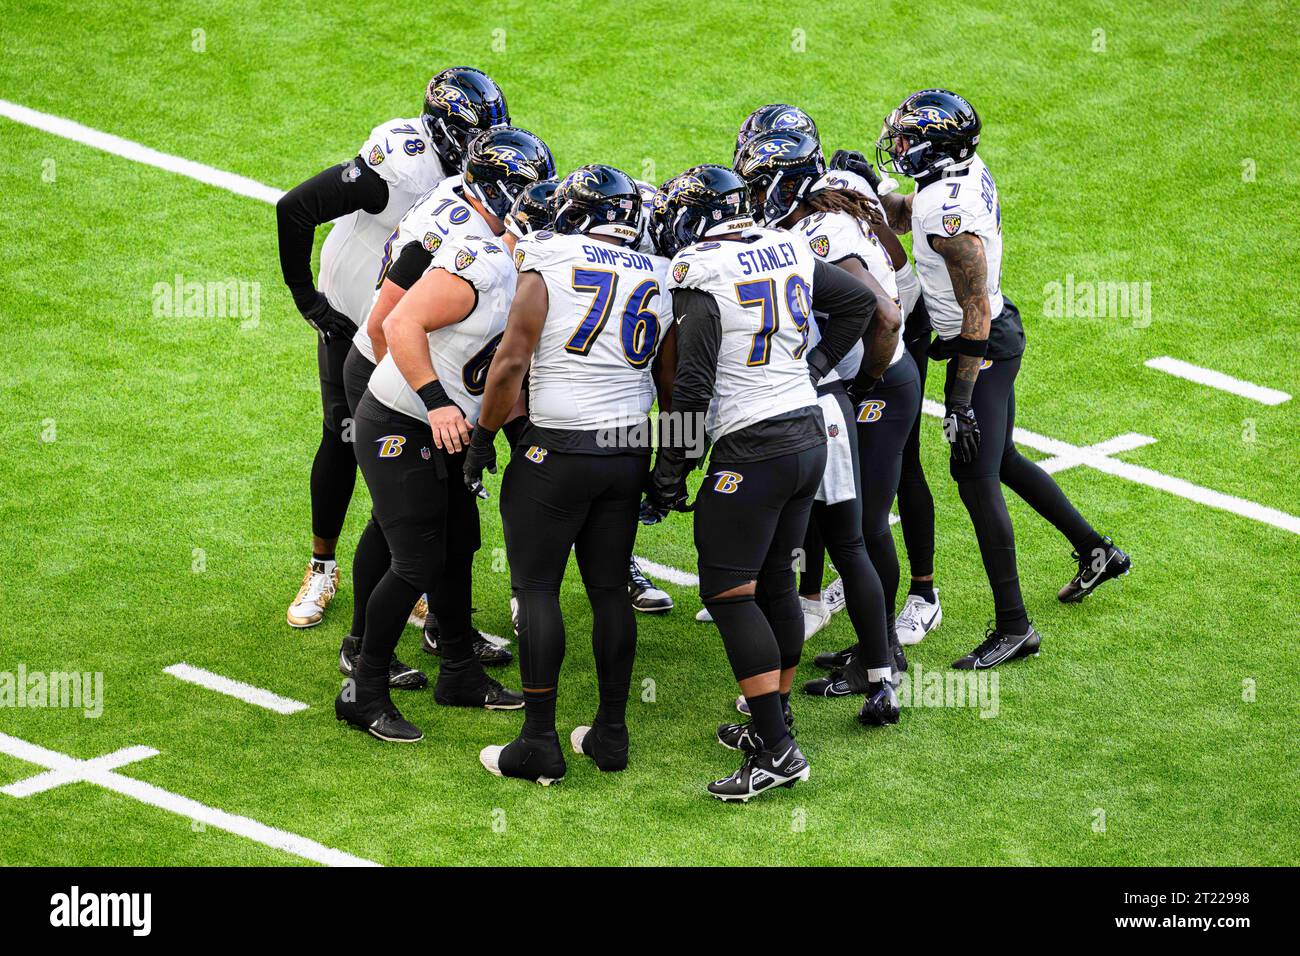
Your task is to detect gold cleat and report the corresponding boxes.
[407,595,429,629]
[287,561,339,628]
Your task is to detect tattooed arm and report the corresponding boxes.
[878,190,913,234]
[931,231,989,462]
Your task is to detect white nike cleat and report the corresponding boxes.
[570,726,592,754]
[407,595,428,628]
[895,590,941,646]
[801,596,832,641]
[823,577,846,615]
[287,561,338,628]
[695,607,714,623]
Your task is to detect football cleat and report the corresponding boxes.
[1058,537,1131,603]
[708,739,810,803]
[462,126,556,221]
[433,659,524,709]
[421,66,509,173]
[695,607,714,623]
[802,657,871,698]
[407,594,429,628]
[422,618,512,666]
[629,558,673,613]
[480,733,565,785]
[570,722,630,772]
[876,89,981,180]
[334,691,422,743]
[952,624,1041,670]
[338,636,428,691]
[896,590,942,646]
[801,595,832,641]
[287,560,338,628]
[858,680,901,726]
[717,705,794,753]
[814,644,855,670]
[822,577,846,615]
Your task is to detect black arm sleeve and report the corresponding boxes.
[807,258,875,379]
[384,241,434,291]
[670,289,722,419]
[276,156,390,312]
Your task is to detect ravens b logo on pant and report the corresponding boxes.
[525,445,548,463]
[857,400,886,423]
[376,435,406,458]
[712,471,743,494]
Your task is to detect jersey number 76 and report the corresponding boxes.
[564,269,662,369]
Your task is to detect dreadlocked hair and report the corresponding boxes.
[805,188,879,230]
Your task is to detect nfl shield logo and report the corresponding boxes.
[810,235,830,258]
[942,213,962,236]
[672,262,690,283]
[421,446,431,460]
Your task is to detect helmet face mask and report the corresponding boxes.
[462,127,556,223]
[734,130,825,226]
[421,67,511,172]
[505,178,559,238]
[874,90,981,180]
[666,165,755,252]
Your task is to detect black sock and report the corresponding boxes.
[779,691,790,714]
[523,687,557,737]
[909,580,936,603]
[360,571,422,671]
[746,691,788,750]
[313,551,335,564]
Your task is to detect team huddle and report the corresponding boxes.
[275,67,1132,802]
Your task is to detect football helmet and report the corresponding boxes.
[462,127,555,222]
[665,164,755,252]
[421,67,510,172]
[551,164,642,244]
[734,129,826,226]
[876,89,980,179]
[504,177,559,238]
[734,104,818,164]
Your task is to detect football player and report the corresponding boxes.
[468,165,675,785]
[732,131,904,721]
[646,166,876,802]
[334,224,529,743]
[874,89,1131,668]
[275,67,508,630]
[337,127,554,679]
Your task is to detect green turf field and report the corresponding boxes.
[2,0,1297,866]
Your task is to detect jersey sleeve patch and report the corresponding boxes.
[672,261,690,283]
[809,235,831,258]
[942,212,962,236]
[454,248,477,271]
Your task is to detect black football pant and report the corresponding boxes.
[943,353,1102,632]
[500,446,645,740]
[696,444,826,682]
[311,332,359,542]
[897,298,936,581]
[798,390,892,671]
[352,392,479,675]
[341,345,392,643]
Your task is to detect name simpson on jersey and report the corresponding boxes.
[736,241,799,276]
[581,244,657,271]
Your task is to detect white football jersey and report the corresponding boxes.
[793,208,903,370]
[516,231,671,432]
[667,228,819,441]
[318,118,446,328]
[366,236,517,425]
[911,154,1004,340]
[353,175,493,361]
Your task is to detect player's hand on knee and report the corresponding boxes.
[943,403,981,464]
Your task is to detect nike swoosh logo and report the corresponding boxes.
[942,203,959,210]
[920,609,940,630]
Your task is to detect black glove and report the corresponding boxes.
[301,291,356,341]
[943,403,981,464]
[847,372,881,406]
[829,149,882,193]
[641,452,692,525]
[463,426,498,500]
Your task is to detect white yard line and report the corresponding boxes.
[634,555,699,587]
[164,663,308,714]
[0,732,378,867]
[1145,357,1290,406]
[3,99,1296,544]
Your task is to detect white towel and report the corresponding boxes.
[814,393,856,505]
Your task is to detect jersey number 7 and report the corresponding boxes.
[564,268,662,369]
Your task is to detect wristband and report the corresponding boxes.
[955,336,989,358]
[417,380,455,412]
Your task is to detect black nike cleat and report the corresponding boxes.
[1059,537,1131,603]
[570,722,630,772]
[814,644,856,670]
[434,659,524,709]
[422,619,513,666]
[952,624,1041,670]
[480,732,566,785]
[628,558,673,613]
[857,680,901,726]
[803,657,871,698]
[334,692,423,743]
[717,705,795,752]
[338,636,428,690]
[708,738,810,803]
